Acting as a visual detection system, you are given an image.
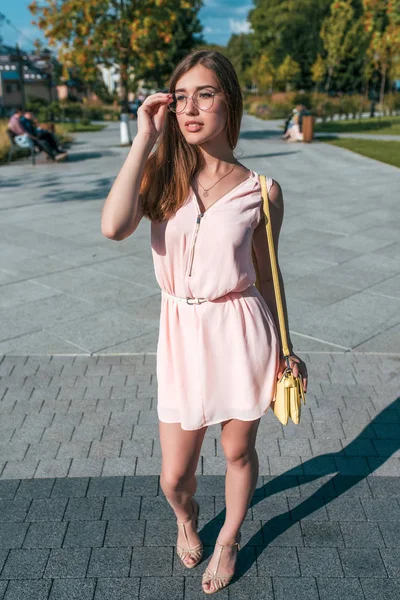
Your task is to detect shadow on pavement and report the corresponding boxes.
[203,395,400,581]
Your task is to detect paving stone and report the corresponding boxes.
[68,459,104,478]
[380,548,400,578]
[24,522,67,548]
[367,476,400,497]
[301,521,345,547]
[0,499,31,522]
[272,576,319,600]
[26,498,68,522]
[360,497,400,521]
[332,475,373,498]
[44,547,91,578]
[123,475,159,496]
[250,497,290,520]
[104,520,145,547]
[263,475,301,498]
[49,578,96,600]
[139,576,184,600]
[102,458,136,477]
[51,477,89,498]
[63,520,106,548]
[87,547,131,578]
[377,521,400,547]
[324,496,366,521]
[63,497,105,521]
[35,459,71,479]
[130,546,173,576]
[102,496,140,520]
[0,481,19,500]
[287,496,329,521]
[16,478,55,499]
[261,517,305,547]
[87,476,124,497]
[228,576,274,599]
[361,578,400,600]
[94,577,140,600]
[338,547,387,577]
[57,441,90,459]
[340,521,385,547]
[298,546,343,576]
[3,580,52,600]
[256,546,300,577]
[0,548,50,579]
[0,522,29,549]
[317,577,364,600]
[1,461,38,480]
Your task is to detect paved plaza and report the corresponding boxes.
[0,118,399,599]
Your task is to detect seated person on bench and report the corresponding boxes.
[19,111,68,161]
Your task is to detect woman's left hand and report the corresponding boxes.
[277,353,308,392]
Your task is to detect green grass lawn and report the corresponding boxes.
[315,115,400,135]
[323,137,400,168]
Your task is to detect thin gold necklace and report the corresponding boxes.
[196,163,238,197]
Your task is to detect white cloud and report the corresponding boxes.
[228,18,252,34]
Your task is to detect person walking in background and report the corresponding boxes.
[101,50,307,595]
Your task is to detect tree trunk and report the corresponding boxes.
[379,65,387,108]
[119,60,131,145]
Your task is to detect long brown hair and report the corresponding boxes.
[140,50,243,222]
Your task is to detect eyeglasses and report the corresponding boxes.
[167,89,221,114]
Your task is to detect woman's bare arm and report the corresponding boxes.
[101,91,173,241]
[101,132,156,241]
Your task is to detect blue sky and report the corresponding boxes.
[0,0,253,50]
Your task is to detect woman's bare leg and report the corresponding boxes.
[159,421,208,566]
[202,417,260,592]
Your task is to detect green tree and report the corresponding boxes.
[276,55,301,90]
[246,53,276,94]
[249,0,332,89]
[311,54,326,90]
[29,0,203,115]
[225,33,256,89]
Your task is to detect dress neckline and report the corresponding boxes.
[191,169,256,215]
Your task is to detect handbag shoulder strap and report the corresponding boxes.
[259,175,291,359]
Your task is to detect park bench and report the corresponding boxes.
[6,128,38,165]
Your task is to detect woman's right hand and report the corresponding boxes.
[137,92,174,141]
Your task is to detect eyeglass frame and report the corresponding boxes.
[167,89,224,114]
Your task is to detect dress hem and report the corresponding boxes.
[158,404,273,431]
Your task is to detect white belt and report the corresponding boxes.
[162,290,209,305]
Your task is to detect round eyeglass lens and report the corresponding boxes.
[168,90,215,113]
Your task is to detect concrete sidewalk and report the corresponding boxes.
[0,116,399,599]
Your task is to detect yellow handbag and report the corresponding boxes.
[252,175,306,426]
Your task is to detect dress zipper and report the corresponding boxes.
[188,212,204,276]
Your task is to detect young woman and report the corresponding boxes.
[102,50,308,595]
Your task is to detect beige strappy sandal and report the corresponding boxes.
[201,531,242,594]
[176,498,203,569]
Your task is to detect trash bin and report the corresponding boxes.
[302,115,314,143]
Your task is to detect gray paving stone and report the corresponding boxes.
[261,517,305,547]
[49,578,96,600]
[256,546,300,577]
[44,547,91,578]
[102,458,136,477]
[301,521,345,547]
[94,577,140,600]
[228,576,274,599]
[87,476,124,497]
[57,441,90,459]
[130,546,173,576]
[338,547,387,577]
[87,547,132,578]
[360,497,400,521]
[1,461,38,480]
[63,497,105,521]
[273,576,319,600]
[139,576,184,600]
[3,580,52,600]
[15,478,55,499]
[101,496,140,520]
[123,475,159,496]
[0,522,29,549]
[298,546,343,576]
[287,497,329,521]
[0,548,50,579]
[51,477,89,498]
[23,522,67,548]
[361,578,400,600]
[340,521,385,547]
[68,459,104,478]
[35,459,71,479]
[63,520,106,548]
[0,481,19,500]
[0,499,31,522]
[104,520,145,547]
[27,498,68,522]
[324,496,366,521]
[317,577,364,600]
[377,521,400,547]
[380,548,400,578]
